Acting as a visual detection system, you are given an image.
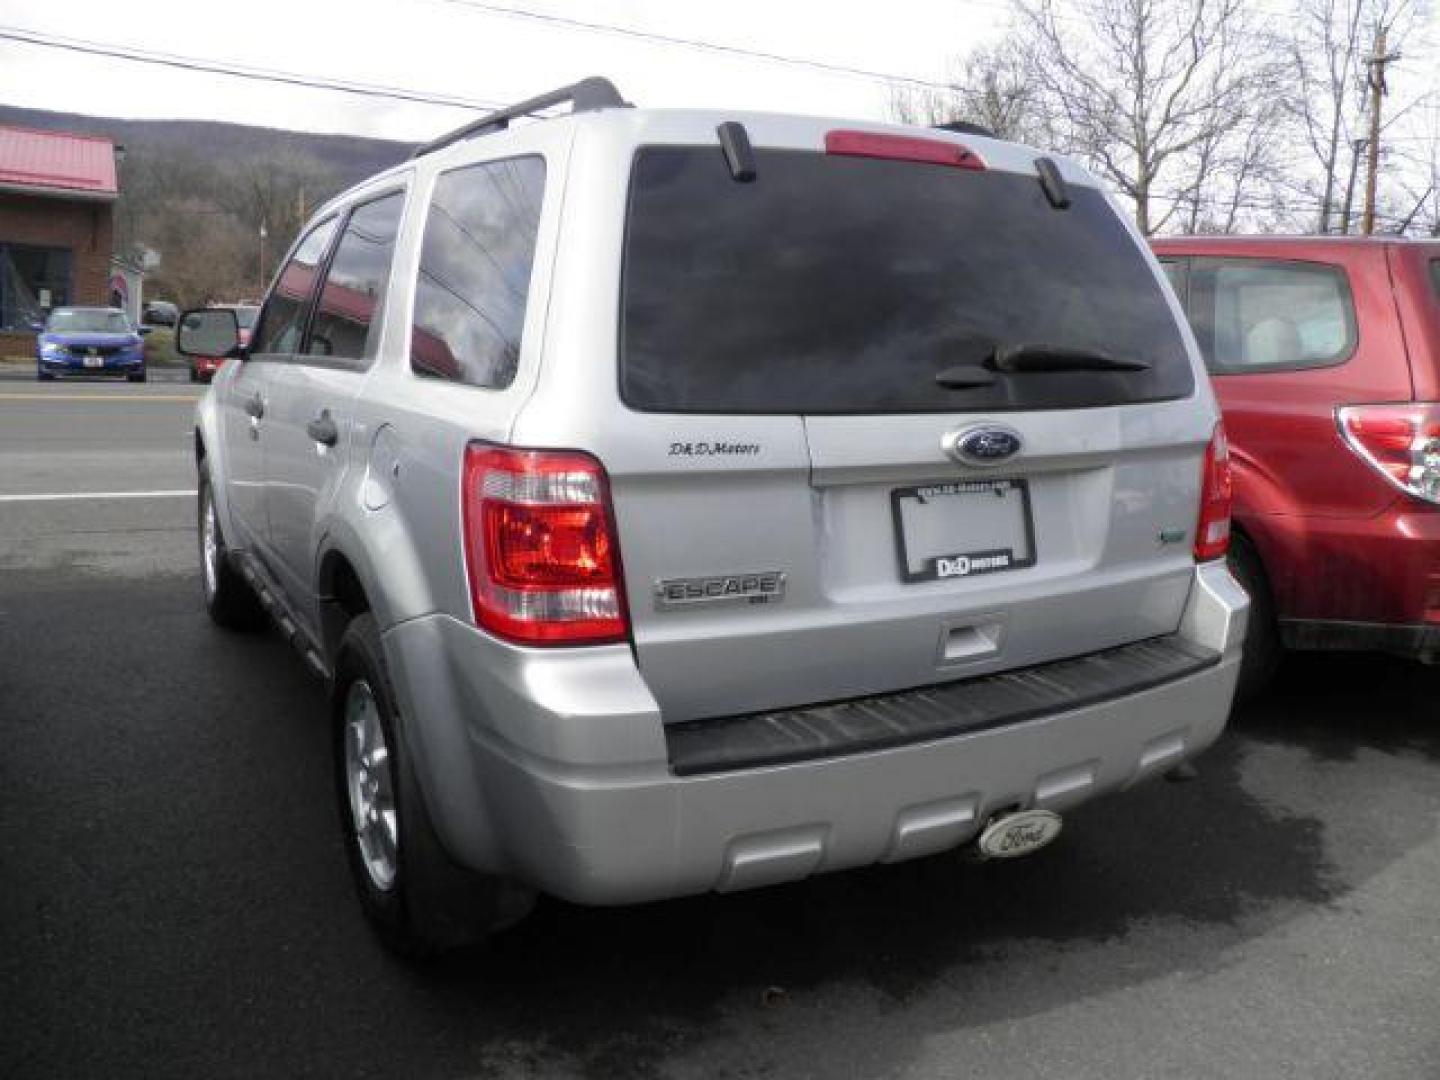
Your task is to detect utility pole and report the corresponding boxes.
[258,220,268,296]
[1362,25,1401,236]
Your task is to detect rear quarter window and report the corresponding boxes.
[1186,257,1357,374]
[410,156,545,389]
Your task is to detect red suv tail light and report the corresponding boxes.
[1337,403,1440,506]
[1194,422,1232,562]
[461,444,629,645]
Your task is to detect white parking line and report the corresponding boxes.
[0,490,192,503]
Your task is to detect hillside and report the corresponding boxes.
[0,106,414,187]
[0,107,423,307]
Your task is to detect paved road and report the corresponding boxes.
[2,382,1438,1079]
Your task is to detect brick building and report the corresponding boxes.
[0,125,119,356]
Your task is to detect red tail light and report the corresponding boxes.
[1194,422,1232,562]
[1338,403,1440,505]
[825,130,985,170]
[461,445,629,645]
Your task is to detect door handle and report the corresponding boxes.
[306,410,339,448]
[244,393,265,420]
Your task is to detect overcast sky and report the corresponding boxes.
[0,0,1007,141]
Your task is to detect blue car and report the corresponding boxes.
[35,306,149,382]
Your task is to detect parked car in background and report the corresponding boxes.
[34,306,149,382]
[1154,237,1440,695]
[187,303,259,383]
[143,300,179,327]
[178,78,1247,957]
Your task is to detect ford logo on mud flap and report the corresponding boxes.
[976,809,1063,860]
[944,425,1023,466]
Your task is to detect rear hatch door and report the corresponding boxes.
[540,127,1214,722]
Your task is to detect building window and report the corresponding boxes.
[0,244,72,330]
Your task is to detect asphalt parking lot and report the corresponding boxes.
[1,379,1438,1080]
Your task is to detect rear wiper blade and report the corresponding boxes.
[991,343,1150,374]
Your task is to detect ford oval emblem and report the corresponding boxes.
[976,809,1063,860]
[944,424,1023,466]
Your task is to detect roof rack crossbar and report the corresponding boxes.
[410,76,627,160]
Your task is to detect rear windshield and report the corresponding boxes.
[621,148,1194,413]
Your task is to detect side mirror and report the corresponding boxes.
[29,320,45,333]
[137,325,153,337]
[176,308,241,358]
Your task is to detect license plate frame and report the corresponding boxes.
[891,477,1037,584]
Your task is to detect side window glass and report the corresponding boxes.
[1188,258,1357,373]
[250,217,339,356]
[410,156,546,388]
[306,192,405,368]
[1159,257,1187,302]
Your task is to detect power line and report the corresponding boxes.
[424,0,959,92]
[0,25,506,111]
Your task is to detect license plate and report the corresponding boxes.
[892,478,1036,583]
[83,355,103,368]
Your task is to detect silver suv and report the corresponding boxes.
[178,78,1248,956]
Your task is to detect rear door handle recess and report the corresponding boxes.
[306,410,339,448]
[244,393,265,420]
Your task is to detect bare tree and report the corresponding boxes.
[888,36,1044,143]
[1013,0,1281,234]
[1287,0,1374,232]
[1388,98,1440,235]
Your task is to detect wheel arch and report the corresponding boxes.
[317,543,379,670]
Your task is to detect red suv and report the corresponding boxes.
[1152,237,1440,694]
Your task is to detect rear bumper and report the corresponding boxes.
[383,562,1248,905]
[1249,501,1440,628]
[1281,619,1440,663]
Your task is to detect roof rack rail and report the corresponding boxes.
[411,76,628,160]
[933,119,997,139]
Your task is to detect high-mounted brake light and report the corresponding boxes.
[461,445,629,645]
[825,130,985,170]
[1338,403,1440,505]
[1194,422,1232,562]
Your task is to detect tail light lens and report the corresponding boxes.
[1194,422,1232,562]
[1337,403,1440,505]
[461,445,629,645]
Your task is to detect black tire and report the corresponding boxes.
[332,613,533,959]
[197,467,266,630]
[1227,534,1280,703]
[189,369,199,384]
[127,370,148,383]
[37,371,54,382]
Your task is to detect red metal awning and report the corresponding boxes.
[0,124,118,201]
